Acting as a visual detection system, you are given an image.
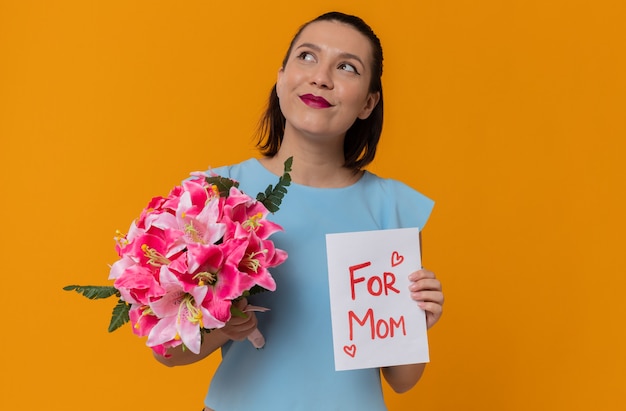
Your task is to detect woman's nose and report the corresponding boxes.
[310,65,333,89]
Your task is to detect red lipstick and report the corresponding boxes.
[299,94,332,108]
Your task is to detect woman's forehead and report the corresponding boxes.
[292,20,373,61]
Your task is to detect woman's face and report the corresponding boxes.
[276,20,380,144]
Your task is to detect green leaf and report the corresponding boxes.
[256,156,293,212]
[247,285,269,296]
[230,305,247,319]
[108,299,130,332]
[63,285,120,300]
[204,175,240,197]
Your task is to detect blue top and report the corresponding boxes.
[204,158,434,411]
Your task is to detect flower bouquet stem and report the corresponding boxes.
[248,329,265,348]
[241,304,270,348]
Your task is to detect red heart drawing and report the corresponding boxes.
[391,251,404,267]
[343,344,357,358]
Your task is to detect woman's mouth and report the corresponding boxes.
[299,94,332,108]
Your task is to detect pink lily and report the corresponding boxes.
[114,220,145,257]
[176,190,226,246]
[129,304,159,338]
[160,185,185,211]
[136,187,181,229]
[112,263,165,305]
[237,232,287,292]
[181,176,219,207]
[188,240,253,298]
[222,187,283,239]
[182,240,254,321]
[147,267,224,354]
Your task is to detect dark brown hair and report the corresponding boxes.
[256,11,384,171]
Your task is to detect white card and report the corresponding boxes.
[326,227,429,371]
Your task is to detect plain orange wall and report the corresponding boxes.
[1,1,624,410]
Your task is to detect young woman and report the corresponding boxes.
[154,12,444,411]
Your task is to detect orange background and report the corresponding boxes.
[1,1,625,410]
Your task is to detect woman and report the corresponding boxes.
[155,11,444,410]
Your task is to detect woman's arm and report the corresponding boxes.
[382,363,427,393]
[153,328,230,367]
[381,268,444,393]
[153,298,259,367]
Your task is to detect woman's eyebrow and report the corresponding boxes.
[296,42,365,68]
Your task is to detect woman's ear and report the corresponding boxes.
[357,91,381,120]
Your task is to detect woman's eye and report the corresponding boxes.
[339,63,359,74]
[297,52,315,62]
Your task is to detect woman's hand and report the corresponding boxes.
[219,298,259,341]
[152,298,259,367]
[408,269,444,329]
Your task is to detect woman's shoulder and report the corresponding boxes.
[363,171,432,200]
[361,171,435,229]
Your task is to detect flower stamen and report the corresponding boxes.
[242,249,267,273]
[194,271,217,286]
[184,221,205,244]
[141,244,171,266]
[242,212,264,231]
[114,230,129,248]
[134,305,155,329]
[177,294,204,329]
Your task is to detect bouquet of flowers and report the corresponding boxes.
[65,158,292,356]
